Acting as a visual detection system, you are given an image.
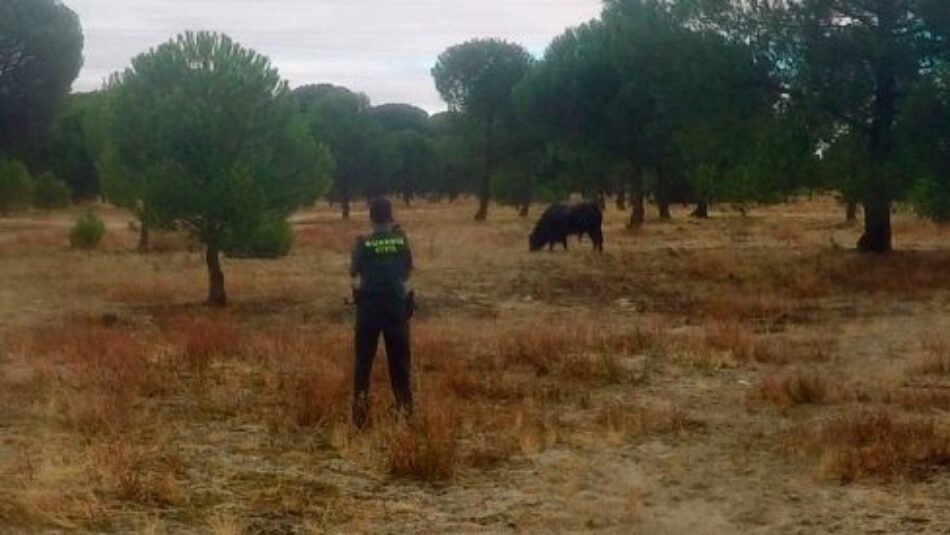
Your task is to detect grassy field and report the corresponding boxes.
[1,198,949,534]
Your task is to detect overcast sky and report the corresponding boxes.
[68,0,602,113]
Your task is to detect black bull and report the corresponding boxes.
[529,202,604,252]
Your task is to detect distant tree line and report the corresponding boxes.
[431,0,950,255]
[3,0,950,303]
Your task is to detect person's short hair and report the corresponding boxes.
[369,196,394,224]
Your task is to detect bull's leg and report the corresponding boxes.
[562,238,569,250]
[590,229,604,252]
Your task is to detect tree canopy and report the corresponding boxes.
[294,84,387,219]
[755,0,950,251]
[0,0,83,165]
[108,31,331,305]
[433,39,533,220]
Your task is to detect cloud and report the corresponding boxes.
[67,0,601,113]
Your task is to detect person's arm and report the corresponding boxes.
[403,238,414,281]
[349,236,364,279]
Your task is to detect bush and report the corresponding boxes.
[0,158,34,215]
[70,211,106,250]
[910,176,950,223]
[224,218,294,259]
[33,173,72,211]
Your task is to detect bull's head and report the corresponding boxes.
[528,231,544,252]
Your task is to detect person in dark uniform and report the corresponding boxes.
[349,196,414,428]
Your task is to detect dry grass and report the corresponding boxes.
[294,222,361,253]
[597,401,701,445]
[911,341,950,376]
[702,291,796,322]
[13,321,173,435]
[794,411,950,482]
[208,513,245,535]
[2,198,950,532]
[703,320,759,361]
[160,314,243,373]
[386,401,459,481]
[88,436,183,506]
[147,230,200,253]
[824,251,950,296]
[495,323,594,372]
[748,370,830,410]
[282,366,349,428]
[12,230,67,250]
[107,280,179,304]
[894,388,950,412]
[752,336,835,365]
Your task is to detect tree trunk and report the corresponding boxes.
[655,166,671,220]
[519,179,532,218]
[846,201,858,222]
[858,63,897,252]
[629,170,645,228]
[857,199,892,253]
[475,179,490,221]
[337,177,351,220]
[475,120,494,222]
[205,243,227,307]
[137,221,150,253]
[341,196,351,220]
[691,201,709,219]
[402,174,414,206]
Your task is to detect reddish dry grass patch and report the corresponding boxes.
[753,336,834,365]
[681,249,950,305]
[774,222,806,246]
[894,388,950,412]
[702,292,796,322]
[911,341,950,376]
[748,371,830,410]
[826,251,950,296]
[12,230,67,250]
[495,323,595,371]
[107,280,179,304]
[159,315,243,373]
[245,325,347,362]
[699,320,833,365]
[281,366,349,428]
[386,401,459,481]
[295,223,361,253]
[14,321,171,434]
[792,411,950,481]
[703,320,759,361]
[243,325,353,428]
[147,230,200,253]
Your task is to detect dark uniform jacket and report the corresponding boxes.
[349,225,413,298]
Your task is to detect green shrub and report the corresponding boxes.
[910,176,950,223]
[33,173,72,211]
[70,211,106,250]
[224,218,294,259]
[0,159,34,215]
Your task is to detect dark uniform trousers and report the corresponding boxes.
[353,292,413,428]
